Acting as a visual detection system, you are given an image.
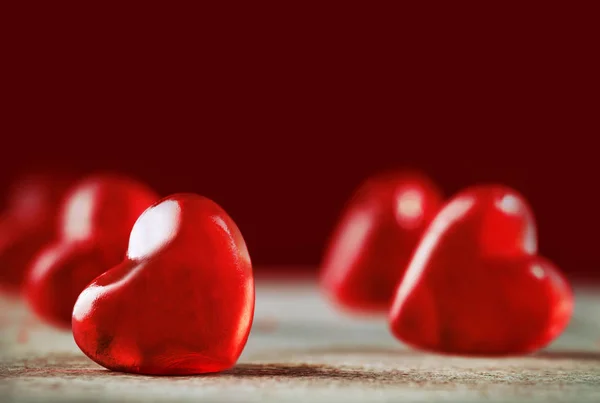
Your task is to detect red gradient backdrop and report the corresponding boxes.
[2,3,598,278]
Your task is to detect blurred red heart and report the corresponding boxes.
[389,185,573,355]
[72,193,254,375]
[25,174,158,328]
[320,171,443,313]
[0,173,74,294]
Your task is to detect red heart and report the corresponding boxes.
[389,185,573,355]
[71,193,254,375]
[320,172,443,313]
[25,175,158,328]
[0,173,74,294]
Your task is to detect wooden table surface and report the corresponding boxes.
[1,276,600,403]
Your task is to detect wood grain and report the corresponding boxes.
[1,279,600,403]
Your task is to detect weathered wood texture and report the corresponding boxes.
[1,278,600,403]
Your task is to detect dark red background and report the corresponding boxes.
[2,3,598,276]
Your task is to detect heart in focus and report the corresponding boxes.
[25,174,159,328]
[320,171,443,313]
[72,193,254,375]
[389,185,573,356]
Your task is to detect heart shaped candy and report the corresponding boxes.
[320,172,443,312]
[25,174,158,328]
[389,185,573,355]
[0,173,74,294]
[72,193,254,375]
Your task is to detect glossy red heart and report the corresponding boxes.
[389,185,573,356]
[71,193,254,375]
[320,171,443,313]
[0,173,74,294]
[25,174,159,328]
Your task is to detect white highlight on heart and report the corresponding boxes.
[28,244,68,284]
[211,215,251,266]
[63,183,99,240]
[72,285,101,322]
[395,188,425,229]
[495,193,537,254]
[497,194,520,214]
[390,196,475,318]
[322,208,374,287]
[530,264,546,280]
[72,262,147,322]
[127,200,181,260]
[523,221,538,254]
